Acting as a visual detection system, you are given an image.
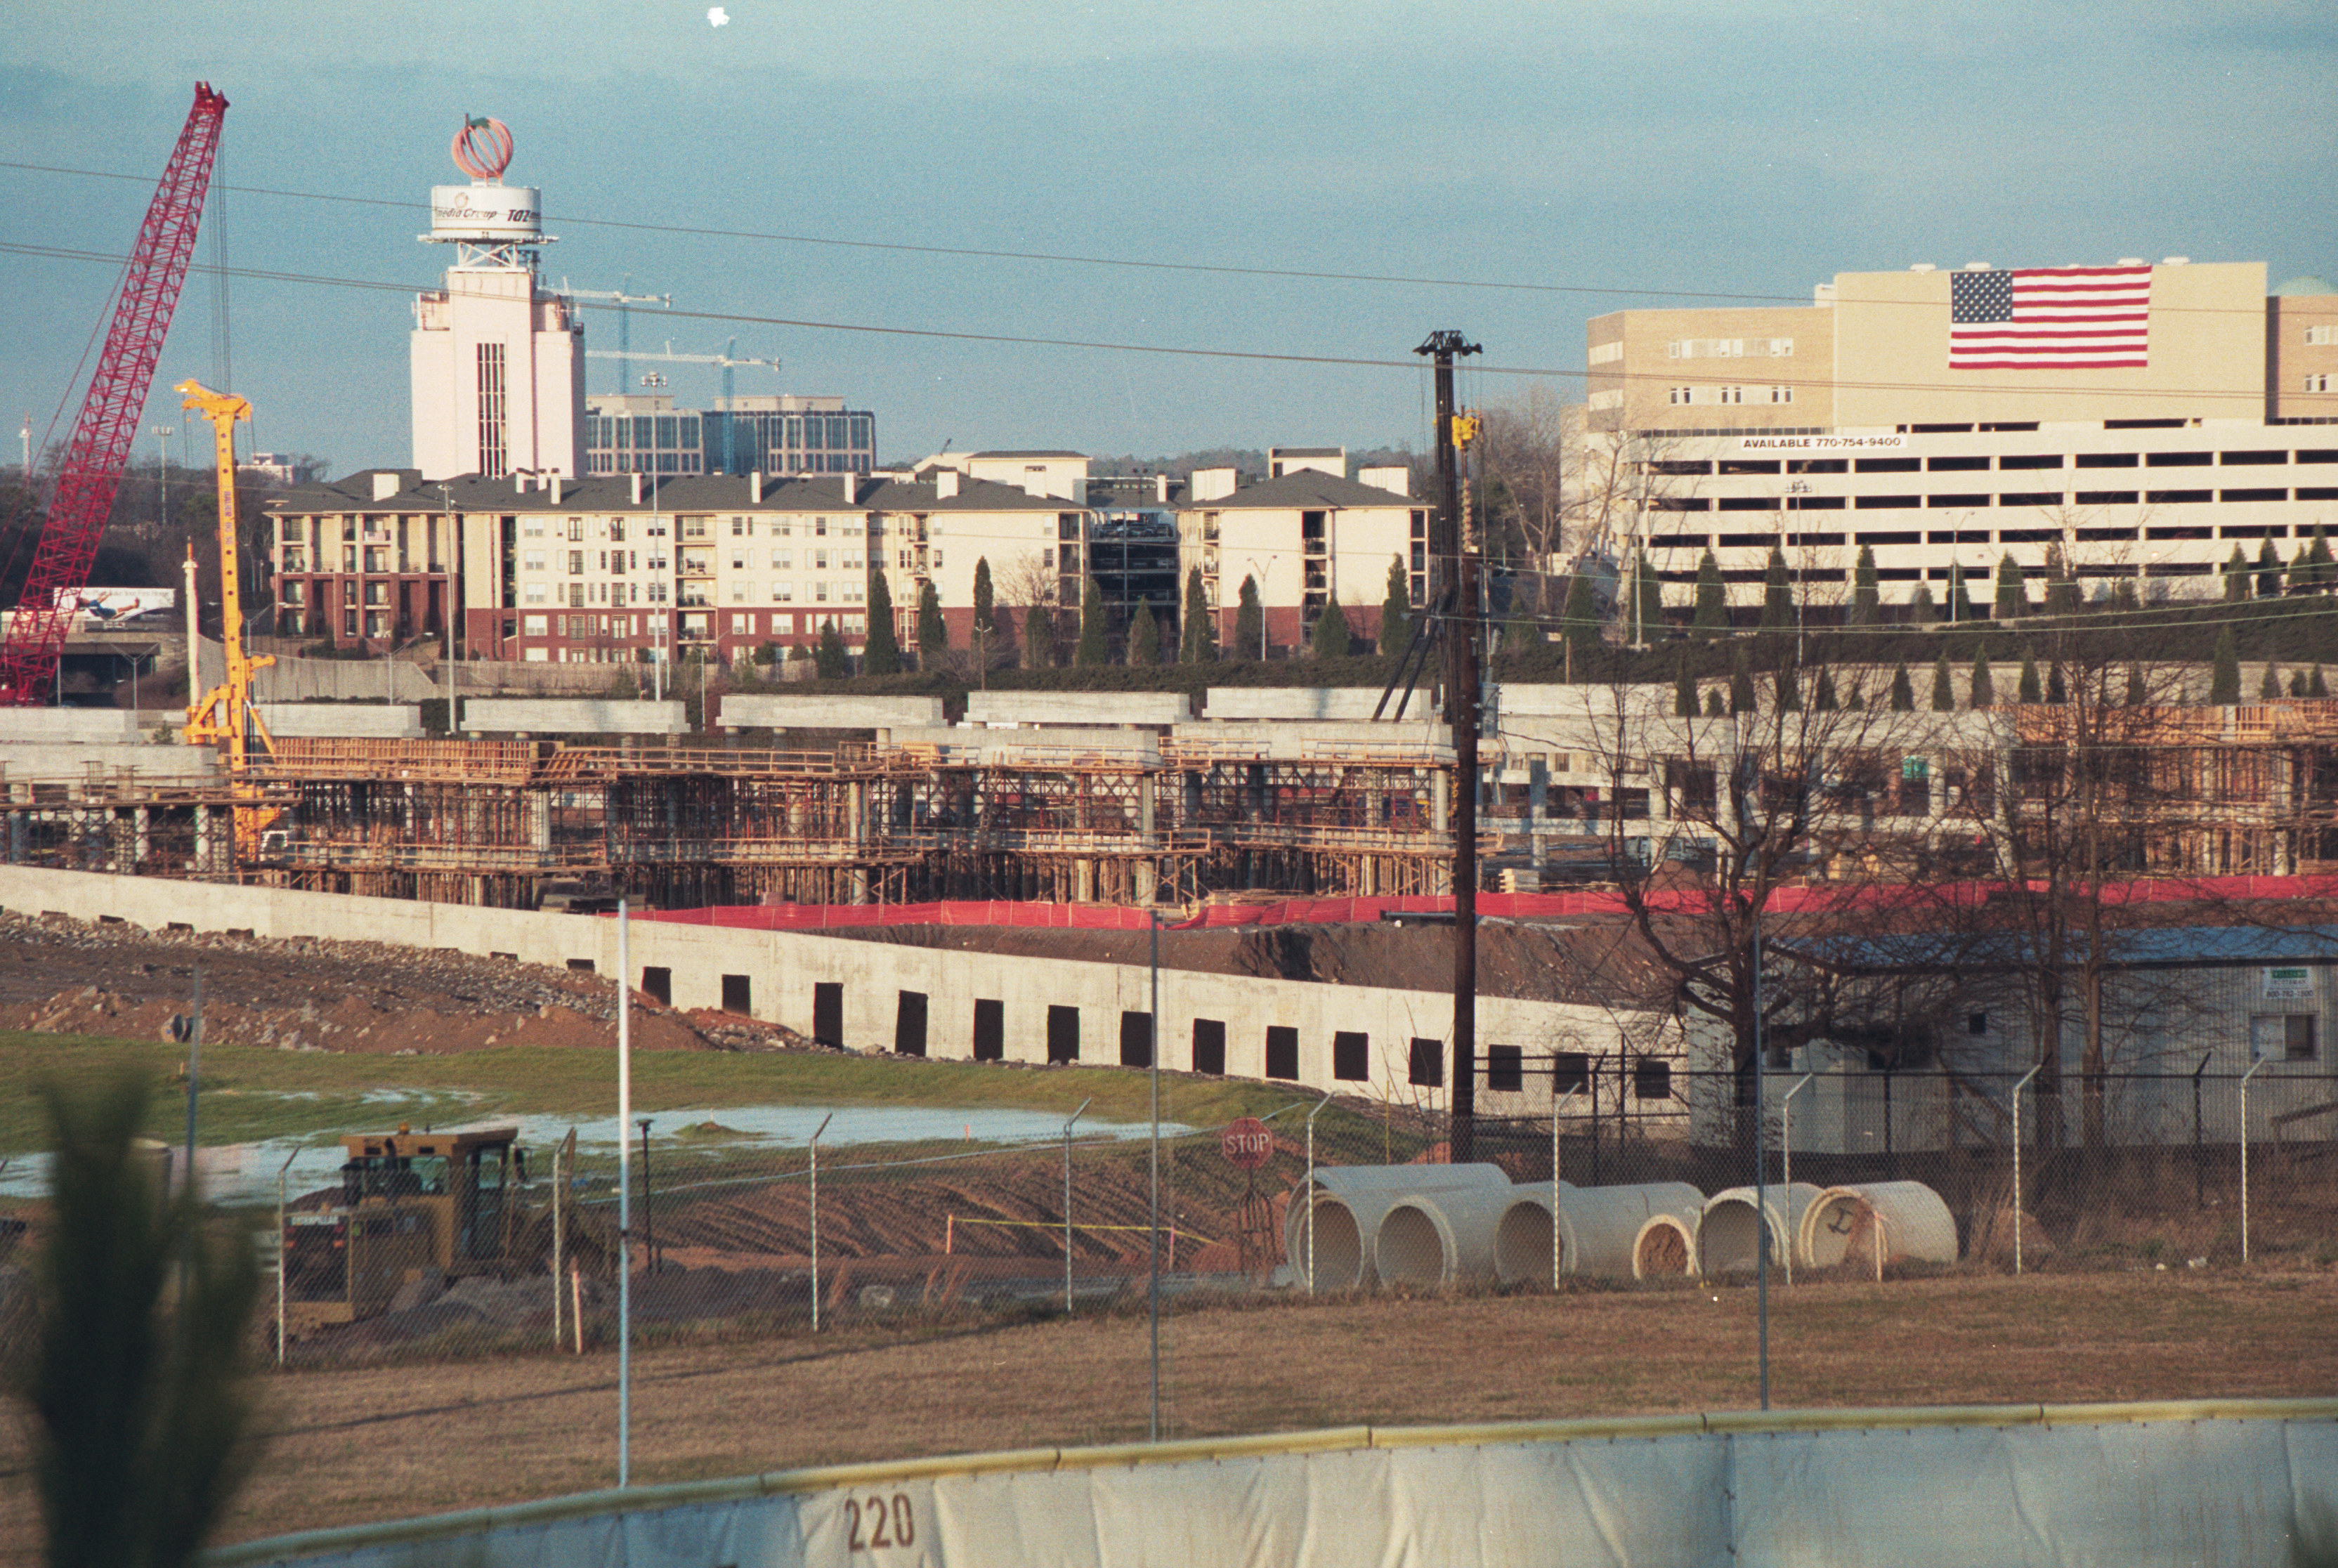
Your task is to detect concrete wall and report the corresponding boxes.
[240,641,440,704]
[461,699,685,735]
[885,726,1159,762]
[0,864,1659,1101]
[720,693,945,731]
[0,710,141,744]
[1203,688,1388,721]
[1168,721,1451,762]
[966,691,1191,727]
[256,704,424,739]
[0,745,218,781]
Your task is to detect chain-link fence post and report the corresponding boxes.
[2011,1064,2041,1276]
[2240,1059,2266,1264]
[1779,1073,1813,1287]
[1304,1093,1331,1295]
[809,1111,831,1332]
[1064,1097,1090,1314]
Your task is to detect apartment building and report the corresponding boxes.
[1584,261,2338,609]
[1177,449,1423,653]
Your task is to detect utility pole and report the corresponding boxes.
[1418,329,1482,1162]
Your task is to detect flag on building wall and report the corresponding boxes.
[1949,266,2152,370]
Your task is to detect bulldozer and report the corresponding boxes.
[281,1125,582,1336]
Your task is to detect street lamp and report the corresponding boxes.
[151,425,175,530]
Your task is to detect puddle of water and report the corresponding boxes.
[0,1103,1190,1207]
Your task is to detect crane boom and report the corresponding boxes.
[0,83,228,705]
[178,378,276,860]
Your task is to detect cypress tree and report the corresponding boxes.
[2256,537,2285,599]
[1233,575,1264,660]
[1673,655,1697,717]
[1562,573,1600,658]
[1074,577,1109,666]
[972,556,995,643]
[2314,664,2331,698]
[1729,644,1756,715]
[2046,661,2067,704]
[1813,667,1840,712]
[2307,525,2335,591]
[2017,651,2042,703]
[2209,626,2241,703]
[2292,667,2308,698]
[1378,556,1410,656]
[1632,554,1664,638]
[816,618,849,678]
[863,572,901,675]
[2110,577,2141,613]
[1888,662,1914,712]
[915,581,946,667]
[1758,544,1793,632]
[2260,661,2283,700]
[1969,649,1996,707]
[2126,665,2147,705]
[1704,688,1726,717]
[1931,651,1956,711]
[1128,597,1159,665]
[1908,582,1938,625]
[1310,591,1352,658]
[1992,553,2027,622]
[1182,566,1215,662]
[1023,603,1054,669]
[1691,550,1728,636]
[1850,545,1879,626]
[1946,561,1975,625]
[1775,660,1801,712]
[2223,545,2250,603]
[2045,570,2081,616]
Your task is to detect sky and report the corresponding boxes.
[2,0,2332,476]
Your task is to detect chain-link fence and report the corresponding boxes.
[247,1060,2338,1371]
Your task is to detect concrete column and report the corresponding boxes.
[1432,770,1450,833]
[1528,758,1548,880]
[528,792,551,854]
[134,806,150,869]
[194,805,212,874]
[1135,775,1158,906]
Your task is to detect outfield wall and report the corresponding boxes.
[0,865,1654,1101]
[204,1401,2338,1568]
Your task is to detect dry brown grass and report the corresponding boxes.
[4,1267,2334,1556]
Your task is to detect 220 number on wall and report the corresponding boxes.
[844,1493,916,1553]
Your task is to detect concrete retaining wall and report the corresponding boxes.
[0,710,141,744]
[460,699,684,735]
[719,694,945,731]
[0,864,1649,1099]
[966,691,1190,726]
[256,705,424,739]
[0,744,218,781]
[1203,688,1392,721]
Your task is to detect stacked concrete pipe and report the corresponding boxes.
[1628,1211,1698,1279]
[1798,1181,1959,1271]
[1492,1182,1707,1283]
[1696,1182,1823,1275]
[1373,1183,1521,1288]
[1281,1164,1510,1291]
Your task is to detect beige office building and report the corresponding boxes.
[1585,261,2338,607]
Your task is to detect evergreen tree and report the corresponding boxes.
[915,581,946,667]
[2314,663,2331,698]
[2209,626,2241,703]
[1691,550,1728,636]
[1992,553,2027,622]
[2261,660,2283,700]
[2126,665,2147,705]
[1023,603,1054,669]
[1907,582,1938,625]
[1931,651,1956,711]
[2110,577,2141,613]
[1813,667,1840,712]
[2017,651,2042,703]
[1758,544,1793,632]
[1969,649,1996,707]
[2256,537,2285,599]
[1729,644,1756,715]
[1704,688,1726,717]
[1074,576,1109,666]
[1775,660,1801,712]
[1850,545,1879,626]
[2045,570,2081,616]
[2046,661,2068,704]
[1888,662,1914,712]
[863,572,901,675]
[2223,545,2250,603]
[1378,556,1410,656]
[816,618,849,678]
[1233,575,1264,660]
[2292,667,2308,698]
[1181,566,1215,663]
[1673,655,1697,717]
[2306,525,2335,592]
[1945,561,1975,625]
[1310,591,1352,658]
[1561,573,1600,662]
[1631,554,1664,639]
[972,556,995,642]
[1128,597,1159,665]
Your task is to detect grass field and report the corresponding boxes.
[3,1267,2331,1556]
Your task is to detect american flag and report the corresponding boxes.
[1948,265,2152,370]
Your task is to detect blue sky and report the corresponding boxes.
[4,1,2331,473]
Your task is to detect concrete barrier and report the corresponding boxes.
[882,725,1159,762]
[460,699,685,735]
[0,710,140,743]
[1203,688,1389,721]
[256,705,424,739]
[0,744,218,781]
[0,864,1659,1103]
[719,694,944,731]
[966,691,1190,726]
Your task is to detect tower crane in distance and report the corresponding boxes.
[0,84,228,705]
[177,378,278,859]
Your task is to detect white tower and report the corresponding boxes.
[409,116,584,481]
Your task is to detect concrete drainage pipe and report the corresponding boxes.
[1798,1181,1959,1272]
[1373,1184,1517,1288]
[1697,1183,1822,1276]
[1630,1213,1697,1279]
[1281,1164,1510,1291]
[1491,1187,1570,1284]
[1492,1183,1706,1283]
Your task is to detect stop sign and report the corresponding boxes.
[1221,1116,1273,1170]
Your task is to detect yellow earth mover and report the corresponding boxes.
[281,1125,533,1335]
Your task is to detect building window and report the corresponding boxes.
[568,551,584,575]
[2309,374,2334,394]
[1487,1045,1524,1092]
[771,549,791,569]
[2252,1014,2318,1061]
[1718,386,1744,405]
[1767,386,1795,404]
[2308,326,2336,346]
[523,582,547,604]
[475,343,507,476]
[522,614,547,636]
[1668,386,1695,405]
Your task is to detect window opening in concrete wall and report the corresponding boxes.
[1634,1057,1673,1100]
[1552,1052,1588,1095]
[2252,1014,2318,1061]
[1192,1018,1226,1075]
[1265,1026,1300,1081]
[813,982,844,1048]
[973,998,1005,1061]
[1119,1010,1153,1068]
[1409,1037,1444,1087]
[895,991,928,1057]
[641,967,672,1006]
[1489,1045,1525,1092]
[1332,1031,1370,1082]
[721,974,752,1014]
[566,958,596,973]
[1047,1005,1080,1064]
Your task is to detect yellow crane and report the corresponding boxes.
[176,378,278,858]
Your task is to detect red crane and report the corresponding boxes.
[0,83,228,705]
